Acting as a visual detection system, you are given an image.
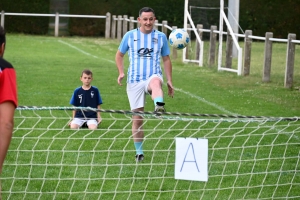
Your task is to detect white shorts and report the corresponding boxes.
[127,74,163,110]
[71,118,98,127]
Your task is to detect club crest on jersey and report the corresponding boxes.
[91,91,94,98]
[152,38,158,43]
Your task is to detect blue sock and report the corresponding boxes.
[134,142,143,155]
[154,97,164,106]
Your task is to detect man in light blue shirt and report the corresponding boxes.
[115,7,174,162]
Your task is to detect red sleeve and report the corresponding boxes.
[0,68,18,107]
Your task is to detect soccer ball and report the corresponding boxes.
[169,29,190,50]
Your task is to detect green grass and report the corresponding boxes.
[1,34,300,200]
[6,34,300,115]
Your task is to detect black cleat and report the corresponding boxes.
[135,154,144,162]
[154,102,166,113]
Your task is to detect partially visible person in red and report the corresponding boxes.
[0,25,17,188]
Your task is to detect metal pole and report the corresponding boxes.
[183,0,188,62]
[217,0,224,71]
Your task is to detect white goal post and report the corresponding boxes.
[184,0,243,75]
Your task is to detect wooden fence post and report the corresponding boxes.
[154,20,158,30]
[162,20,168,35]
[117,15,122,40]
[284,33,296,88]
[171,26,177,60]
[208,25,217,67]
[225,29,233,68]
[122,15,128,36]
[105,12,111,39]
[129,16,134,30]
[111,15,116,39]
[1,10,4,28]
[195,24,203,60]
[185,24,191,59]
[263,32,273,82]
[243,30,252,76]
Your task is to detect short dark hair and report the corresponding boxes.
[139,7,155,16]
[0,26,6,45]
[81,69,93,77]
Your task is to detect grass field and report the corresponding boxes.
[1,34,300,200]
[5,34,300,116]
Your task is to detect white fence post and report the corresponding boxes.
[105,12,111,39]
[208,25,217,67]
[225,29,233,69]
[284,33,296,88]
[1,10,5,28]
[195,24,203,61]
[154,20,158,30]
[117,15,122,41]
[54,12,59,37]
[162,20,167,35]
[122,15,128,37]
[111,15,116,39]
[243,30,252,76]
[263,32,273,82]
[185,24,191,59]
[171,26,177,60]
[129,16,134,30]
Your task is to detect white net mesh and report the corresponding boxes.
[1,107,300,199]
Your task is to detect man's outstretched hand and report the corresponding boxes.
[167,81,174,98]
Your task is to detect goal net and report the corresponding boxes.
[185,0,243,75]
[1,107,300,199]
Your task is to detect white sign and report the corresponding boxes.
[175,137,208,182]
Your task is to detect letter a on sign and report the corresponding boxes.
[175,137,208,182]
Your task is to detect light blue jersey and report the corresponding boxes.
[118,28,170,83]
